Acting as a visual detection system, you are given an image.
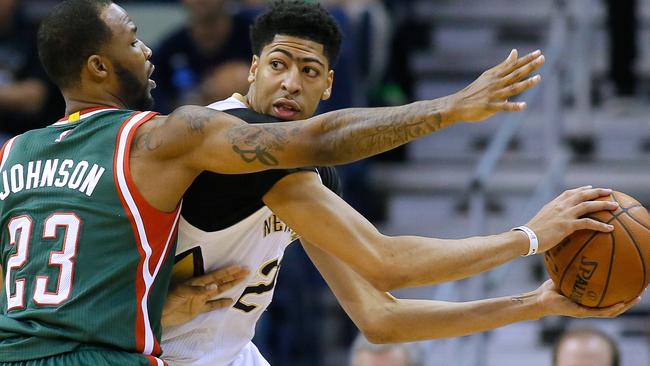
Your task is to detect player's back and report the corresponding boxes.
[0,108,180,364]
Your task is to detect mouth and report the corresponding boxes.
[147,65,156,89]
[272,99,301,120]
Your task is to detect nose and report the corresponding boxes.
[280,67,302,95]
[142,42,153,60]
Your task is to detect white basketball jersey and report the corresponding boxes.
[161,97,300,366]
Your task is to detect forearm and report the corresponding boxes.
[266,174,529,291]
[302,238,543,343]
[303,99,452,165]
[380,231,529,289]
[371,293,543,343]
[0,80,47,113]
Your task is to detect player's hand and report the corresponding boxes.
[162,265,250,327]
[535,279,640,318]
[444,49,545,123]
[524,186,618,253]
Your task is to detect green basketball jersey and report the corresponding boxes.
[0,107,180,365]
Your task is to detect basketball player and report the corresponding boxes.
[0,0,553,365]
[159,2,636,366]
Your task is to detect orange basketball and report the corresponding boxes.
[544,191,650,307]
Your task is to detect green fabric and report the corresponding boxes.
[0,110,175,362]
[0,346,155,366]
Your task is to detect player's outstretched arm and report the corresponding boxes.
[134,50,544,175]
[302,240,638,343]
[264,172,618,291]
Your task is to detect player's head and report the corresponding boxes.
[349,334,422,366]
[37,0,155,110]
[552,328,620,366]
[246,0,342,120]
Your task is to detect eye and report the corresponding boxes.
[270,60,285,70]
[303,67,319,77]
[131,39,140,47]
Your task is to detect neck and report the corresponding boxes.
[62,90,128,115]
[242,92,254,110]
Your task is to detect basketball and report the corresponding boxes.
[544,191,650,308]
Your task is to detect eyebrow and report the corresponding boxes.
[125,17,137,34]
[269,48,325,68]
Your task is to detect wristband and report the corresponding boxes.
[511,226,538,256]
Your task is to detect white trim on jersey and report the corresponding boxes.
[206,95,247,111]
[115,111,182,355]
[52,108,119,125]
[0,136,18,171]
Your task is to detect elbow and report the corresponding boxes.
[359,237,403,292]
[356,314,395,344]
[357,257,395,293]
[365,271,394,293]
[304,119,349,166]
[362,327,395,344]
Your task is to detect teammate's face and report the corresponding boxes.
[247,35,334,120]
[100,4,155,110]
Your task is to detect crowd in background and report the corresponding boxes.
[0,0,638,365]
[0,0,423,364]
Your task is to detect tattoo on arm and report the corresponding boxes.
[318,102,444,161]
[511,296,525,305]
[226,124,298,166]
[174,101,447,167]
[132,131,163,155]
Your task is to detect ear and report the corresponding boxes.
[322,70,334,101]
[87,55,109,82]
[248,55,259,83]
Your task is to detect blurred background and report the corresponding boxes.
[4,0,650,365]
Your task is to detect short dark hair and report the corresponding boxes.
[38,0,113,89]
[552,328,620,366]
[249,0,342,65]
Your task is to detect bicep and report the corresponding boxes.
[263,172,387,282]
[163,106,321,175]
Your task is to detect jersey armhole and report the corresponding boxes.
[114,111,180,218]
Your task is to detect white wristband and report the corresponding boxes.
[511,226,538,256]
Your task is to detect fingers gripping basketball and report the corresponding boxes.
[544,191,650,307]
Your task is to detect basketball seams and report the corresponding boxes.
[624,207,650,232]
[557,230,601,291]
[612,214,647,295]
[611,192,647,294]
[556,207,619,290]
[596,232,615,307]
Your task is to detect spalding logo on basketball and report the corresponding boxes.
[544,191,650,308]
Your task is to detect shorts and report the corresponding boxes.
[0,348,166,366]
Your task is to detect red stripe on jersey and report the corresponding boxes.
[145,355,167,366]
[0,136,18,171]
[57,106,117,122]
[113,112,147,352]
[113,111,181,357]
[122,111,180,276]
